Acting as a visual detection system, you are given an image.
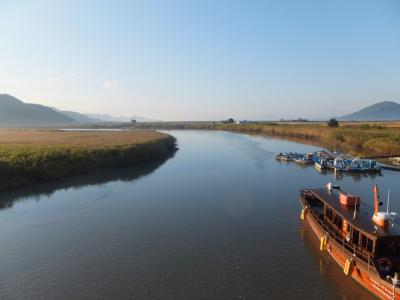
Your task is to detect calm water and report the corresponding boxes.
[0,130,399,300]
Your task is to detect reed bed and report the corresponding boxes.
[0,129,176,191]
[216,123,400,157]
[135,121,400,157]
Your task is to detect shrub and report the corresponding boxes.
[327,118,339,128]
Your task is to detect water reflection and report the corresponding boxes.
[332,171,382,181]
[282,161,383,182]
[0,152,175,210]
[222,132,274,173]
[301,222,376,300]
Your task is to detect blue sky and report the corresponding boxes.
[0,0,399,120]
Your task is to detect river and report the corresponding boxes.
[0,130,399,299]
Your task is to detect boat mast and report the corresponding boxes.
[373,185,379,214]
[387,190,391,214]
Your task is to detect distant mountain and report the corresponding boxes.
[0,94,75,127]
[85,114,131,123]
[0,93,157,127]
[85,113,157,123]
[57,110,101,123]
[339,101,400,121]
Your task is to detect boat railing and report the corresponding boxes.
[306,203,379,275]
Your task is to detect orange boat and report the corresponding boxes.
[300,184,400,299]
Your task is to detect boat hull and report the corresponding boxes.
[301,199,400,300]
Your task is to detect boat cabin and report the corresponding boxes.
[301,185,400,280]
[390,157,400,166]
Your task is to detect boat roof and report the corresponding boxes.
[309,188,400,239]
[317,150,335,160]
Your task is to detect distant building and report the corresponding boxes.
[131,119,137,124]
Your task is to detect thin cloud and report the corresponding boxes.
[103,80,120,89]
[43,72,81,86]
[64,72,81,80]
[44,76,63,84]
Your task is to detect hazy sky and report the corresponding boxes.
[1,0,399,120]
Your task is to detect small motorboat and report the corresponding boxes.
[294,152,315,165]
[276,152,302,162]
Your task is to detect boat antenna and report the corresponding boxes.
[353,199,357,220]
[387,190,391,214]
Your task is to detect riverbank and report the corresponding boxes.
[134,122,400,159]
[216,123,400,157]
[0,129,176,192]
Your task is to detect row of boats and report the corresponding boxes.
[276,151,381,173]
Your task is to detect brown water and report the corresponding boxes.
[0,130,399,299]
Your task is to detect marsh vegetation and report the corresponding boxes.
[215,122,400,157]
[135,121,400,158]
[0,129,176,191]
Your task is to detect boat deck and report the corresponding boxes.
[308,188,400,238]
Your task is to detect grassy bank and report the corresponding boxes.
[215,123,400,157]
[135,121,400,158]
[0,129,176,192]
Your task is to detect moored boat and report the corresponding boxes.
[389,157,400,166]
[314,158,328,170]
[334,157,381,173]
[300,184,400,299]
[275,152,302,162]
[314,157,334,171]
[294,152,315,165]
